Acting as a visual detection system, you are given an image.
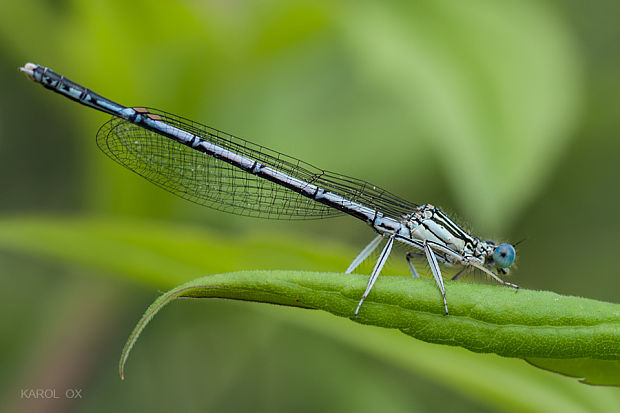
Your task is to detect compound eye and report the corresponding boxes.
[493,243,515,269]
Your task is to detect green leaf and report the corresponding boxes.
[526,358,620,387]
[261,306,620,412]
[2,215,619,397]
[119,270,620,381]
[0,215,352,287]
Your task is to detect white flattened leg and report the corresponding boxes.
[405,250,450,279]
[354,235,395,316]
[405,252,421,279]
[346,234,383,274]
[423,241,449,315]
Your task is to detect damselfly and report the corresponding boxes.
[20,62,518,316]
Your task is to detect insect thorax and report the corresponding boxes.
[402,204,495,264]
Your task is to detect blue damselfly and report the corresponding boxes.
[20,62,518,316]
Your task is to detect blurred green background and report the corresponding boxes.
[1,0,620,412]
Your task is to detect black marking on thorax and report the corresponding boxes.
[430,207,475,244]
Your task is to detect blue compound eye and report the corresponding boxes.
[493,243,515,268]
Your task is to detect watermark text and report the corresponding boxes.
[20,388,82,399]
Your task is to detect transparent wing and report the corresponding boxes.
[96,108,418,220]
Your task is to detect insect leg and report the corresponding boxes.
[346,234,383,274]
[405,252,421,278]
[354,234,395,316]
[423,241,448,315]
